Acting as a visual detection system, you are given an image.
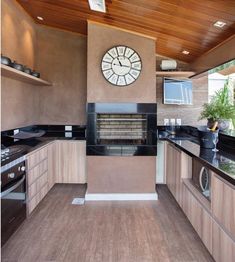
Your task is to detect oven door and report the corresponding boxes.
[1,175,26,246]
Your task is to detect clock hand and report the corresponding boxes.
[117,57,122,66]
[113,63,130,68]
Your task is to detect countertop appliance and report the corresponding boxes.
[192,158,211,201]
[1,145,27,246]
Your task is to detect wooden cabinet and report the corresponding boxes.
[212,174,235,240]
[166,143,178,197]
[182,183,212,254]
[57,140,86,184]
[47,141,59,190]
[166,143,192,207]
[165,142,235,261]
[26,140,86,214]
[212,220,235,262]
[26,146,49,215]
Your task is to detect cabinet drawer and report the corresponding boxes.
[27,159,48,185]
[182,183,212,254]
[28,193,41,214]
[28,177,48,214]
[212,220,235,262]
[28,171,48,199]
[27,147,48,170]
[212,175,235,240]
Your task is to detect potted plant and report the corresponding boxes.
[199,81,235,130]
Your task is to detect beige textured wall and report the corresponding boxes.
[36,26,87,125]
[156,75,208,126]
[1,0,87,130]
[87,22,156,103]
[1,0,39,131]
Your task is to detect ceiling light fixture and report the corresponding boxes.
[88,0,106,13]
[213,21,226,28]
[37,16,44,21]
[182,50,190,55]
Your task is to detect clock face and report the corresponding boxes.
[101,46,142,86]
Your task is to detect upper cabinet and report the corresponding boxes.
[1,64,52,86]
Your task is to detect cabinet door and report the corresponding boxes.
[166,143,181,202]
[212,174,235,240]
[166,143,176,196]
[174,147,182,204]
[212,220,235,262]
[178,153,192,207]
[182,183,212,254]
[57,141,86,184]
[48,141,58,190]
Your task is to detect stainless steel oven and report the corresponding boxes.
[1,161,27,246]
[192,158,211,201]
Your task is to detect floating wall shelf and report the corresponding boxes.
[1,64,52,86]
[156,71,195,78]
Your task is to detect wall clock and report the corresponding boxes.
[101,46,142,86]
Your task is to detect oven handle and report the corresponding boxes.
[199,167,208,192]
[1,175,26,198]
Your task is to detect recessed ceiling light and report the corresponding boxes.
[37,16,44,21]
[88,0,106,13]
[213,21,226,28]
[182,50,190,55]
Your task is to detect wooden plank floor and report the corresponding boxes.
[2,185,214,262]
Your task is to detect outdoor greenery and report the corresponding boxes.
[209,59,235,74]
[199,80,235,122]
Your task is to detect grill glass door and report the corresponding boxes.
[96,114,147,145]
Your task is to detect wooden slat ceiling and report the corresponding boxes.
[16,0,235,62]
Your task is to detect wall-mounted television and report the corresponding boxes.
[163,78,193,105]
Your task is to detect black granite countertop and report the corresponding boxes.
[1,125,86,166]
[164,137,235,186]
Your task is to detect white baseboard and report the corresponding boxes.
[85,192,158,201]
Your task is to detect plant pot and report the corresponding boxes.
[207,119,217,129]
[218,119,230,131]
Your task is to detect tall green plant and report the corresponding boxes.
[199,80,235,121]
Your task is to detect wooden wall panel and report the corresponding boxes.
[156,73,208,126]
[16,0,235,63]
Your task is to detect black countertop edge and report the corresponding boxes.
[157,125,235,139]
[1,124,86,136]
[162,138,235,186]
[87,145,157,156]
[1,136,86,154]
